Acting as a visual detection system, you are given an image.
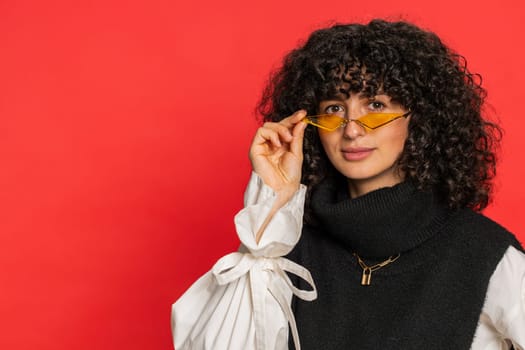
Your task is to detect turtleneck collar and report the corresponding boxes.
[310,176,452,258]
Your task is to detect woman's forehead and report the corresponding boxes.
[319,91,393,101]
[322,81,384,99]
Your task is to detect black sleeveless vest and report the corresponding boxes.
[288,178,521,350]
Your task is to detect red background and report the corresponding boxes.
[1,0,524,349]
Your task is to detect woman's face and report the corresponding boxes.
[318,93,410,197]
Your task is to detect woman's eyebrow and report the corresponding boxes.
[367,93,392,101]
[355,93,376,101]
[324,93,347,101]
[320,99,345,106]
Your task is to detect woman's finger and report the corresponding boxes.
[254,127,282,148]
[255,121,295,146]
[256,110,307,146]
[290,118,307,156]
[278,110,307,128]
[251,110,307,159]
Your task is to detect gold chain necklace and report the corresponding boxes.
[353,253,400,286]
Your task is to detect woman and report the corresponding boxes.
[173,20,525,349]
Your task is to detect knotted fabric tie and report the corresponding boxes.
[212,252,317,350]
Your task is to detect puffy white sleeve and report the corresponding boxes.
[171,172,317,350]
[472,245,525,350]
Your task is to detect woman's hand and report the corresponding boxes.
[249,110,307,208]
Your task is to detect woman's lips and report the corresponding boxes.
[341,147,374,161]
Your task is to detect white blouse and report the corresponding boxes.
[472,245,525,349]
[172,173,525,350]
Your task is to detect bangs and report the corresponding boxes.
[318,61,386,101]
[314,57,410,109]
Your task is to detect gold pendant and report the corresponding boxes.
[361,267,372,286]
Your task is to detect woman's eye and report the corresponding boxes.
[325,105,345,114]
[368,101,386,111]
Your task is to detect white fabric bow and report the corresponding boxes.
[213,252,317,350]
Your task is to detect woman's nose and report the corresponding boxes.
[343,111,366,138]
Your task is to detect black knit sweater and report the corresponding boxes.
[287,178,521,350]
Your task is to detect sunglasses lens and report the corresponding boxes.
[358,113,403,129]
[307,114,345,131]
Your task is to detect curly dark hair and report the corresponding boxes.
[257,19,501,220]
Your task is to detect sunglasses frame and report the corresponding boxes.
[304,111,411,132]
